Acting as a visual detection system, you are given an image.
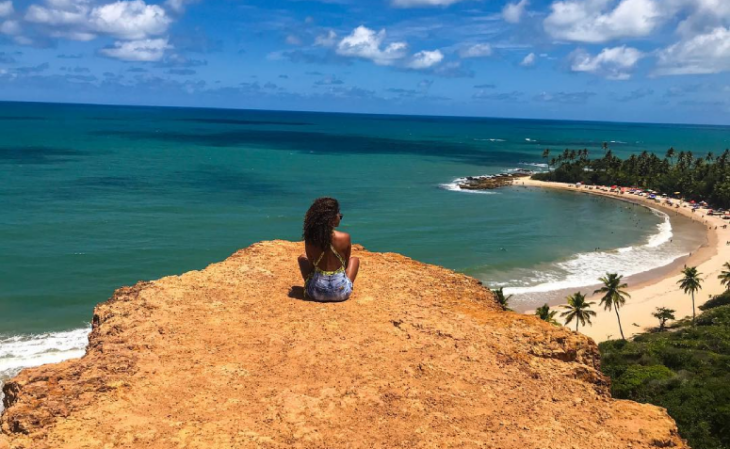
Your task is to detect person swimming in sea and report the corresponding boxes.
[298,197,360,302]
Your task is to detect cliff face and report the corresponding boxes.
[0,241,686,449]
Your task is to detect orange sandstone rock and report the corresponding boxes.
[0,241,686,448]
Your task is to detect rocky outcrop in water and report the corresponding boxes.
[457,170,532,190]
[0,241,686,448]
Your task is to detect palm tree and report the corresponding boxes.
[718,262,730,290]
[535,304,559,325]
[595,273,631,340]
[665,147,675,164]
[493,287,513,311]
[542,148,551,171]
[561,292,596,333]
[678,266,702,325]
[652,307,676,331]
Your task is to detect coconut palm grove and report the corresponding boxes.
[536,146,730,210]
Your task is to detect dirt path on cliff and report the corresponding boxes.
[1,241,686,449]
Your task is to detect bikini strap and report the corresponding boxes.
[330,244,346,268]
[313,249,326,268]
[313,244,346,270]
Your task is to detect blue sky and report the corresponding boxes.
[1,0,730,124]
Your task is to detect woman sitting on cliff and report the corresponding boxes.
[298,197,359,302]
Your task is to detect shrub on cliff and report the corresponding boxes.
[700,290,730,311]
[694,305,730,327]
[600,306,730,449]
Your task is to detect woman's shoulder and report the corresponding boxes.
[332,230,351,245]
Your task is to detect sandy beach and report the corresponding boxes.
[518,177,728,342]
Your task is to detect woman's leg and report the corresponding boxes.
[298,254,313,283]
[346,256,360,283]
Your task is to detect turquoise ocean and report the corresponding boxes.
[1,101,727,383]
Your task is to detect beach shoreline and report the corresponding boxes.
[515,177,726,342]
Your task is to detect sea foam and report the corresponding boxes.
[0,326,89,380]
[0,326,90,411]
[519,162,548,169]
[504,208,680,296]
[439,180,498,194]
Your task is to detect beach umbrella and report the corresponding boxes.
[674,191,681,194]
[690,200,696,204]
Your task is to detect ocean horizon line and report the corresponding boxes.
[2,99,729,130]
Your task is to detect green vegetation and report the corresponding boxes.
[535,304,559,325]
[493,287,513,311]
[652,307,676,331]
[533,146,730,209]
[595,273,631,340]
[678,266,703,324]
[561,292,596,332]
[600,298,730,449]
[718,262,730,290]
[700,290,730,311]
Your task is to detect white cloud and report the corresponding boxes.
[534,91,596,103]
[50,28,95,40]
[655,27,730,75]
[391,0,465,7]
[286,34,302,46]
[335,26,444,71]
[408,49,444,69]
[164,0,197,14]
[570,46,643,80]
[0,1,13,17]
[675,0,730,36]
[314,30,337,47]
[99,37,170,61]
[459,43,492,58]
[26,0,90,26]
[89,0,170,40]
[544,0,663,43]
[13,35,32,45]
[25,0,170,41]
[0,19,20,35]
[336,26,407,66]
[503,0,529,24]
[520,52,536,66]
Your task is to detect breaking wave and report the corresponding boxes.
[503,208,681,296]
[0,327,90,411]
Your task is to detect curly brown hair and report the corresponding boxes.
[303,197,340,250]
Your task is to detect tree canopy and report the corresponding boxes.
[534,145,730,208]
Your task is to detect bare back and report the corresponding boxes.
[305,230,352,271]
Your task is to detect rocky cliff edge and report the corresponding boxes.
[0,241,686,448]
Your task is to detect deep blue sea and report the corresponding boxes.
[1,101,726,381]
